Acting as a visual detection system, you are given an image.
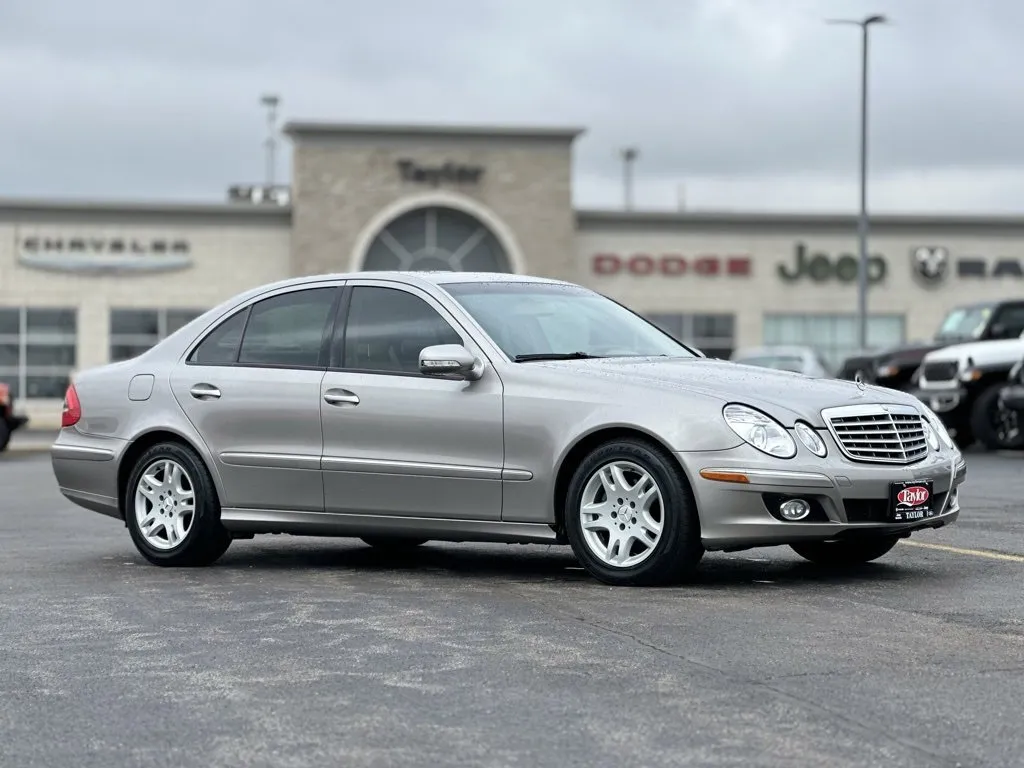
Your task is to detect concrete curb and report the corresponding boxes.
[2,443,53,457]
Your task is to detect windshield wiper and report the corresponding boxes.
[513,352,601,362]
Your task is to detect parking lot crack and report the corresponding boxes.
[513,591,965,768]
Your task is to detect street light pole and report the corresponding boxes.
[829,14,887,352]
[621,147,638,210]
[260,94,280,187]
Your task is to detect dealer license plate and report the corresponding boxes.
[888,480,935,522]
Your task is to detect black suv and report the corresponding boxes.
[838,300,1024,391]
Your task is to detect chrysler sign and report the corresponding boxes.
[592,253,752,277]
[17,235,193,274]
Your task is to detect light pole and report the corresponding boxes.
[260,94,280,187]
[828,14,887,351]
[620,147,639,210]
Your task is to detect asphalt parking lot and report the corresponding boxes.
[2,449,1022,768]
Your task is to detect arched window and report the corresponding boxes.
[361,206,511,273]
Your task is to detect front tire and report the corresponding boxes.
[790,535,900,566]
[564,439,703,586]
[971,384,1024,450]
[125,442,231,567]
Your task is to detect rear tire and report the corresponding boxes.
[790,535,900,566]
[0,421,9,453]
[564,438,703,586]
[125,442,231,567]
[360,536,429,549]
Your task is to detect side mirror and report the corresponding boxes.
[419,344,483,381]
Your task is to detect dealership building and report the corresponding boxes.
[4,120,1024,427]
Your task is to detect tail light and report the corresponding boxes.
[0,383,9,408]
[62,383,82,428]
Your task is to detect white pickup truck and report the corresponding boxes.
[911,332,1024,449]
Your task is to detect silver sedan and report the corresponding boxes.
[51,272,967,586]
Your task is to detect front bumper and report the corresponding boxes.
[999,384,1024,412]
[5,415,29,434]
[909,385,965,417]
[678,440,966,552]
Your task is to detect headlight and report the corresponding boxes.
[921,421,940,451]
[876,364,899,378]
[920,405,954,450]
[959,367,982,382]
[794,422,827,457]
[723,404,797,459]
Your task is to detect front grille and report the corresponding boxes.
[922,361,958,383]
[822,404,929,464]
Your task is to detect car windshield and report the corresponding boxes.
[733,354,805,373]
[442,281,696,360]
[935,305,992,341]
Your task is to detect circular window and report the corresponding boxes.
[361,206,512,273]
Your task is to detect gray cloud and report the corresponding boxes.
[1,0,1022,211]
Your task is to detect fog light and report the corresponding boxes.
[779,499,811,521]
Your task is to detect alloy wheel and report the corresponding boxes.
[134,459,196,550]
[578,460,664,568]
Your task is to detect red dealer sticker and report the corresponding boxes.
[889,480,935,522]
[897,486,930,506]
[592,253,752,277]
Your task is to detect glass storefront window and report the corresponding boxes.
[763,314,905,370]
[0,307,79,401]
[643,313,736,359]
[109,308,204,362]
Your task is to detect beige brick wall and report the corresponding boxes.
[290,135,576,280]
[0,219,291,426]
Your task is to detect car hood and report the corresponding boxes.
[532,357,919,427]
[923,337,1024,368]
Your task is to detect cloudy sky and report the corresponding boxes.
[1,0,1022,213]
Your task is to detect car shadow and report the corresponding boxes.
[194,539,933,589]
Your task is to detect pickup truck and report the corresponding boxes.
[838,299,1024,391]
[0,382,29,452]
[911,332,1024,449]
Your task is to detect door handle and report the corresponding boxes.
[323,389,359,406]
[190,384,221,400]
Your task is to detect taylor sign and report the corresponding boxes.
[397,159,483,186]
[592,253,752,277]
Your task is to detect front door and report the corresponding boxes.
[170,284,341,512]
[320,281,504,521]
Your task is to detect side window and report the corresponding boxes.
[238,288,337,368]
[189,309,248,365]
[341,286,462,374]
[992,305,1024,338]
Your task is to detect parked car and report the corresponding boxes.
[50,272,966,586]
[838,300,1024,391]
[0,382,29,452]
[992,356,1024,449]
[911,331,1024,449]
[730,346,831,377]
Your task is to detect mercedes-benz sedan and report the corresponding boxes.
[51,272,966,586]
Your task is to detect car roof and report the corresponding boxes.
[262,271,573,291]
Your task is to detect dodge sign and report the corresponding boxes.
[592,253,752,277]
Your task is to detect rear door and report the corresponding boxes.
[170,282,342,513]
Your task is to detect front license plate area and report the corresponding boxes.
[888,480,935,522]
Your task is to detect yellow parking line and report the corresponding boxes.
[901,540,1024,563]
